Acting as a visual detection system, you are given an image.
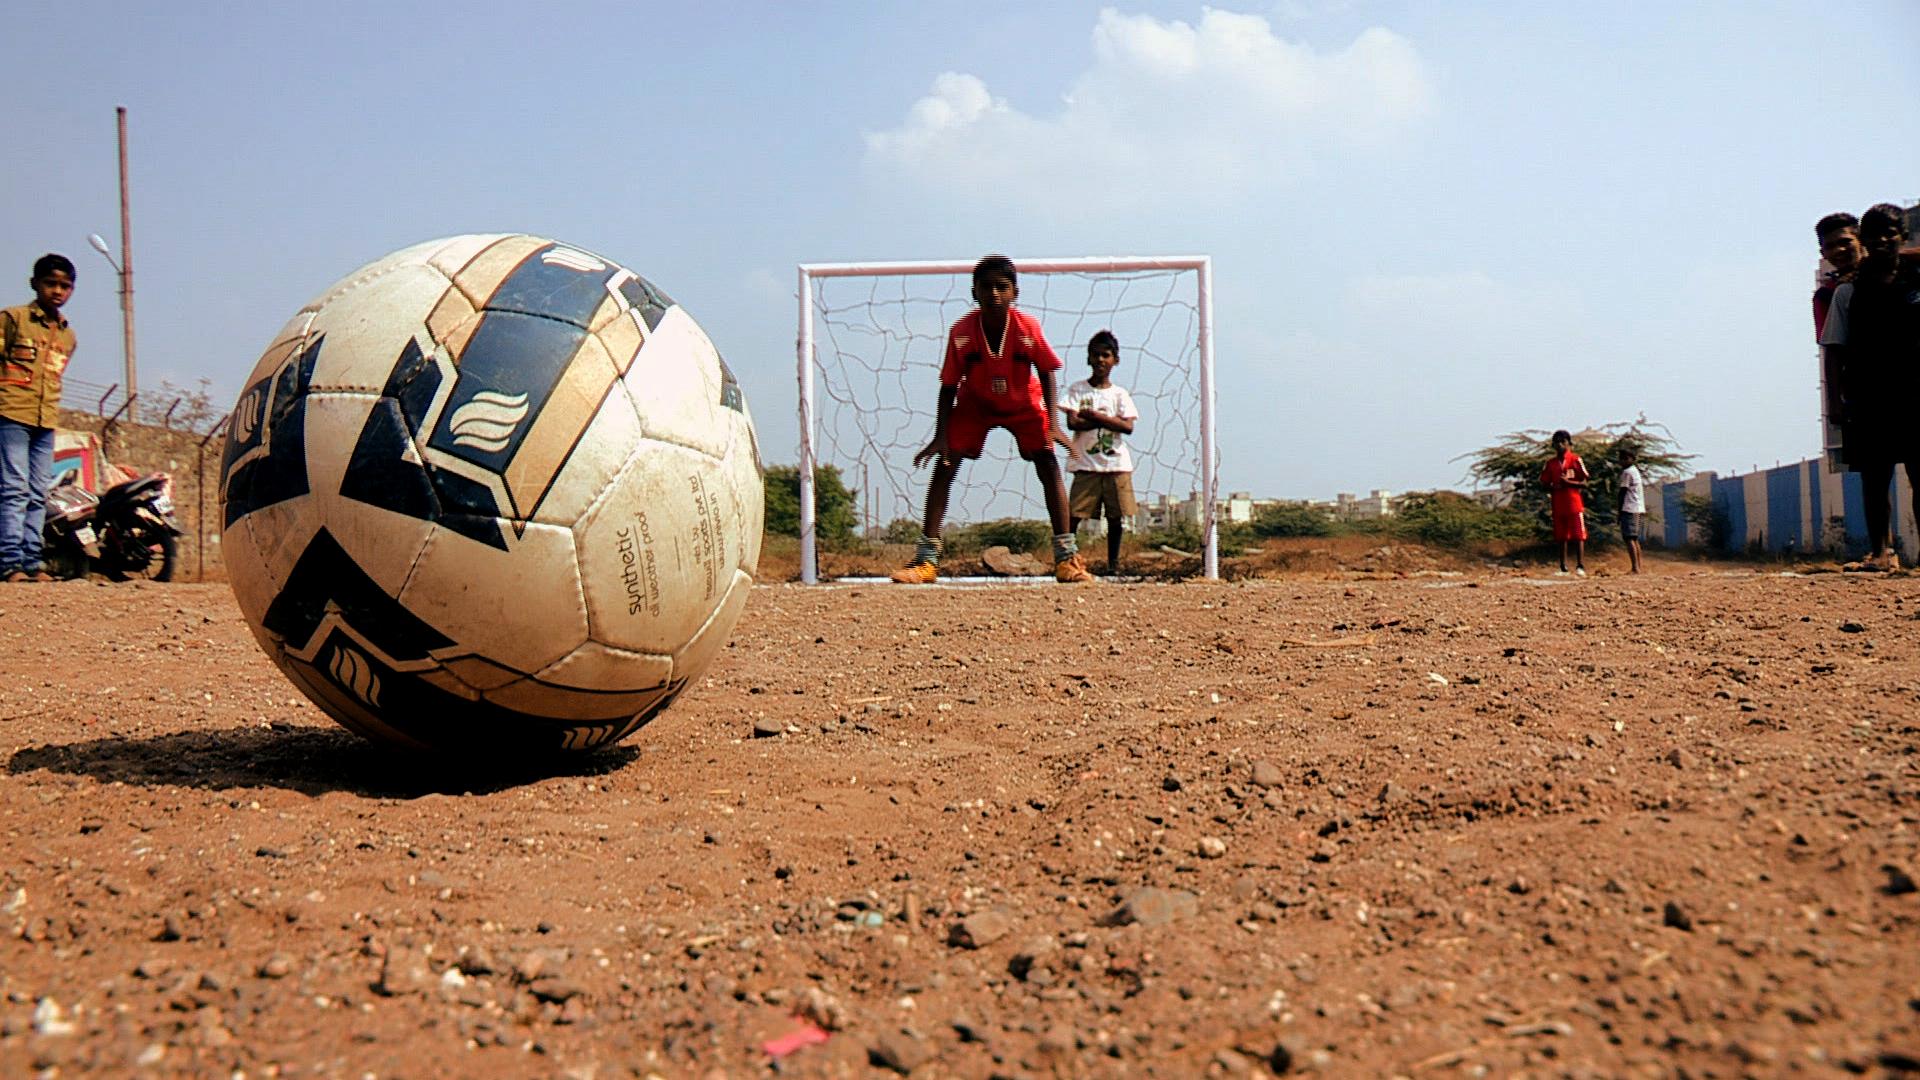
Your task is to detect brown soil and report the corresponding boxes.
[1,565,1916,1078]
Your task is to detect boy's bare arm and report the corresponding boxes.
[1037,370,1072,448]
[913,386,959,467]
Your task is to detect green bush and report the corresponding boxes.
[1139,518,1253,557]
[763,464,858,548]
[945,518,1051,556]
[1390,491,1536,547]
[1253,501,1334,537]
[1680,494,1732,550]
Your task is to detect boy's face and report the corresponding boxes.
[1552,438,1570,455]
[1861,220,1907,263]
[1821,227,1863,273]
[31,270,74,312]
[972,274,1017,314]
[1087,344,1119,380]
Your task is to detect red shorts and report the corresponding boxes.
[1552,508,1588,541]
[947,401,1052,459]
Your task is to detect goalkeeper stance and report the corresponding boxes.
[891,254,1095,584]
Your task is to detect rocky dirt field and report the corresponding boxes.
[1,562,1917,1078]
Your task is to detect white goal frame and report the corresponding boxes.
[795,255,1217,583]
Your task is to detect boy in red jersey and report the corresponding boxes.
[1540,429,1589,577]
[892,255,1094,584]
[1813,212,1863,340]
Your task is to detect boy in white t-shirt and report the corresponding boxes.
[1062,330,1139,574]
[1617,446,1645,574]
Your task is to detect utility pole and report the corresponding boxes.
[88,107,136,412]
[116,106,136,404]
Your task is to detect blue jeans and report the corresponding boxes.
[0,419,55,574]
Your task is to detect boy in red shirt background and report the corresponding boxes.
[892,255,1094,584]
[1541,429,1589,577]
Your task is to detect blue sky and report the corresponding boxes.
[8,1,1917,501]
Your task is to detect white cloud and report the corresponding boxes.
[864,7,1432,211]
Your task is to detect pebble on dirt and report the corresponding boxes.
[1663,900,1694,932]
[949,907,1015,949]
[1883,865,1917,897]
[870,1028,932,1074]
[1104,887,1200,928]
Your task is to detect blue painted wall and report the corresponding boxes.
[1767,468,1801,549]
[1713,476,1746,550]
[1662,484,1687,547]
[1647,456,1908,557]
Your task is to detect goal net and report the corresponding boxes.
[796,256,1216,582]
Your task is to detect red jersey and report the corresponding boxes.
[940,308,1060,417]
[1540,451,1588,515]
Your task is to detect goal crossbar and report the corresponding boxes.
[796,255,1217,583]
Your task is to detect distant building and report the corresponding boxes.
[1333,490,1396,520]
[1471,479,1518,509]
[1134,490,1279,533]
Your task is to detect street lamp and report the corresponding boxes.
[87,232,136,407]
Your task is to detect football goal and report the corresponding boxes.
[795,256,1216,583]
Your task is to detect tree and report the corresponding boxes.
[763,464,858,546]
[1461,417,1694,544]
[1679,494,1732,550]
[136,377,225,434]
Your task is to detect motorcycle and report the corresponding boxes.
[41,471,185,582]
[41,478,99,580]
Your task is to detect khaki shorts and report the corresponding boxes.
[1069,471,1137,520]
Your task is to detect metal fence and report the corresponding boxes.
[61,376,226,436]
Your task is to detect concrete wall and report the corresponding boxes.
[1646,456,1917,557]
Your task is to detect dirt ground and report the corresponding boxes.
[1,558,1917,1078]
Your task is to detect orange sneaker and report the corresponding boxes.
[890,561,939,584]
[1054,553,1095,583]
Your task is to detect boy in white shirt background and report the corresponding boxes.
[1062,330,1140,575]
[1617,446,1646,575]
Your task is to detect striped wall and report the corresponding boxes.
[1646,458,1917,556]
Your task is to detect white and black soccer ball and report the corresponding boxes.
[220,235,763,755]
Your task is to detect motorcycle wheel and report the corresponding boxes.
[42,544,90,580]
[104,529,179,583]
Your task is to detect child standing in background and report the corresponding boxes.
[1063,330,1138,574]
[1541,429,1589,577]
[1617,446,1645,575]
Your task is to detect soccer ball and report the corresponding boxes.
[220,235,763,755]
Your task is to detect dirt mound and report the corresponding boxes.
[0,571,1915,1076]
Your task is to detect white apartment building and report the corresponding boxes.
[1333,490,1396,520]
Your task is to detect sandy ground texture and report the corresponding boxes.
[1,565,1917,1079]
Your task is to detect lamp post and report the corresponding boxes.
[87,106,136,408]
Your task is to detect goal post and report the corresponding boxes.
[796,256,1217,583]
